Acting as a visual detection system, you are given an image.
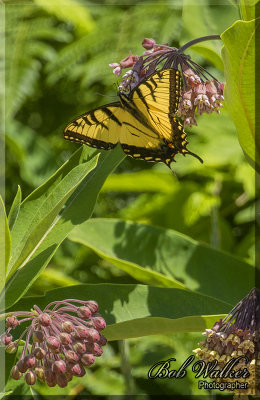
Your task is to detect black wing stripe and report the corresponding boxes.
[102,107,122,126]
[89,111,108,129]
[82,116,92,126]
[123,121,155,139]
[142,81,156,100]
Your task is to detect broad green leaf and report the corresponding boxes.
[7,185,21,231]
[239,0,257,21]
[34,0,95,34]
[7,284,230,340]
[2,147,125,310]
[0,197,11,284]
[69,218,254,305]
[7,146,99,278]
[221,20,259,168]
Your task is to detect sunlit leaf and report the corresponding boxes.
[69,218,253,305]
[7,186,21,231]
[0,197,11,285]
[221,19,259,168]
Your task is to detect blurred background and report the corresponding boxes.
[4,0,255,396]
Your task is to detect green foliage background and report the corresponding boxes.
[2,0,256,397]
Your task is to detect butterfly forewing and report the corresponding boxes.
[64,102,122,150]
[129,69,192,162]
[131,69,181,115]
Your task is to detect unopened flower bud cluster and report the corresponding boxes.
[109,38,224,127]
[193,289,260,396]
[1,299,107,388]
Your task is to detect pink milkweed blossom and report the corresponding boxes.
[109,36,225,127]
[1,299,107,388]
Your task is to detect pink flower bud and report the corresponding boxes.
[46,336,60,352]
[59,332,72,345]
[91,316,106,331]
[1,333,12,345]
[52,360,66,374]
[56,374,68,388]
[77,306,92,319]
[64,350,79,362]
[98,334,107,347]
[24,355,36,368]
[38,313,51,327]
[205,80,218,97]
[92,343,103,357]
[81,353,95,366]
[113,66,122,77]
[219,82,225,94]
[73,341,86,354]
[142,38,156,50]
[33,347,45,359]
[194,84,206,96]
[75,326,89,339]
[61,320,74,333]
[77,364,86,377]
[120,52,138,69]
[87,328,100,343]
[6,316,19,328]
[17,359,28,373]
[67,362,83,376]
[109,62,119,68]
[33,330,44,343]
[25,370,36,386]
[11,365,23,380]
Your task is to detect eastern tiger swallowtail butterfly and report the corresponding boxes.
[63,68,202,167]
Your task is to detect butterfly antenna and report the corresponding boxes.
[94,92,118,99]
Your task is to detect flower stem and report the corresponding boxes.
[179,35,221,53]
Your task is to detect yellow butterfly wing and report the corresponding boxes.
[64,102,123,150]
[119,69,201,164]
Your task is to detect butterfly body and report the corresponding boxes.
[64,69,202,166]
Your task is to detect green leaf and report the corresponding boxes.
[2,147,125,310]
[69,218,254,305]
[221,20,259,168]
[7,284,230,340]
[8,185,21,231]
[239,0,257,21]
[7,146,99,278]
[0,197,11,285]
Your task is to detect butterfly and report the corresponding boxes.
[63,68,202,167]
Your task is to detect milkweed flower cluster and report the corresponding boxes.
[109,37,225,126]
[193,288,260,396]
[1,299,107,388]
